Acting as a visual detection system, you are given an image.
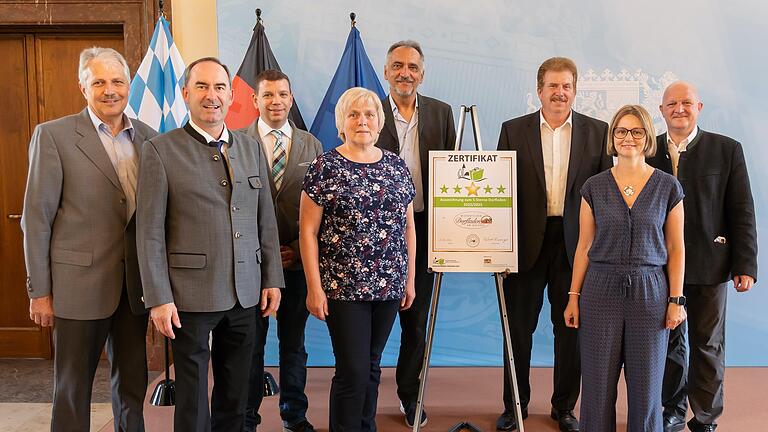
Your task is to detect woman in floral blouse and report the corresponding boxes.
[300,87,416,431]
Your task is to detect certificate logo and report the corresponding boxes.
[466,234,480,247]
[454,212,493,229]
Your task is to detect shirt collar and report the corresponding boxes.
[188,119,230,144]
[257,118,293,140]
[667,126,699,150]
[87,107,134,140]
[389,94,419,117]
[539,110,573,131]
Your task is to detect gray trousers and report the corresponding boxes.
[579,264,668,432]
[51,290,148,432]
[663,282,727,426]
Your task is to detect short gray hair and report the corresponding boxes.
[387,40,425,62]
[78,47,130,87]
[334,87,385,142]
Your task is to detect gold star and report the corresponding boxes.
[440,185,448,194]
[465,182,480,196]
[497,185,506,194]
[484,185,493,194]
[453,185,462,193]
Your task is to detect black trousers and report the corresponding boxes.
[663,282,727,425]
[395,211,435,404]
[52,289,148,432]
[171,304,255,432]
[502,217,580,412]
[326,299,400,432]
[248,270,311,427]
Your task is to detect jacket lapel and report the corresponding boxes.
[380,96,399,153]
[565,111,587,194]
[249,120,279,198]
[74,109,122,191]
[527,111,546,192]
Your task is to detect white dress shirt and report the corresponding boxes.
[87,108,138,218]
[390,95,423,212]
[540,111,573,217]
[667,126,699,177]
[257,118,293,169]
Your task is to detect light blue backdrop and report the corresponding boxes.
[217,1,767,367]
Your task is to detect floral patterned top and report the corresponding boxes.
[302,149,415,301]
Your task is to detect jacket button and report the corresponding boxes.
[212,154,220,161]
[234,232,242,239]
[140,296,144,302]
[220,179,228,187]
[120,198,126,204]
[232,206,239,212]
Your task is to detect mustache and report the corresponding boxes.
[396,77,415,83]
[550,95,568,102]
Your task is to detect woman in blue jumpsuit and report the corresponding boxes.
[563,105,687,431]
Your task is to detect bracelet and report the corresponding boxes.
[568,291,581,296]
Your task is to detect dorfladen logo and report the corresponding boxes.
[453,212,493,229]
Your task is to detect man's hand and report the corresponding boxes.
[260,288,281,317]
[151,303,181,339]
[733,275,754,293]
[280,245,297,268]
[30,295,54,327]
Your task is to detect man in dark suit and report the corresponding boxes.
[496,57,612,432]
[375,40,456,428]
[241,69,323,432]
[136,57,284,432]
[648,81,757,432]
[22,47,156,432]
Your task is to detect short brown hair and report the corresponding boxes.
[183,57,231,88]
[255,69,292,94]
[606,104,657,157]
[537,57,578,91]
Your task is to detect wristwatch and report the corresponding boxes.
[668,296,687,306]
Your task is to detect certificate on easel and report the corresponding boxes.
[428,151,517,273]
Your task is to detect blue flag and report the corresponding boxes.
[126,17,188,133]
[310,26,386,151]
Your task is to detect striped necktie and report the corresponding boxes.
[271,130,286,189]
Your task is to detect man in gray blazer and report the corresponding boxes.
[136,57,284,432]
[22,47,156,432]
[241,69,323,432]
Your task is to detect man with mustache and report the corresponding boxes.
[648,81,757,432]
[136,57,284,431]
[22,47,156,431]
[241,69,322,432]
[495,57,612,432]
[375,40,456,428]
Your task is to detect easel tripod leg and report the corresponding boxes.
[496,273,525,432]
[412,272,442,432]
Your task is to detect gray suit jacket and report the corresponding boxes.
[240,119,322,272]
[136,124,285,312]
[22,109,157,320]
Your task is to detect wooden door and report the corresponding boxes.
[0,31,123,358]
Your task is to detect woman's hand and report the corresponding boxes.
[666,303,687,329]
[306,288,328,321]
[400,281,415,311]
[564,297,580,329]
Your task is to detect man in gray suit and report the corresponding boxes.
[241,69,323,432]
[22,47,156,432]
[136,57,284,432]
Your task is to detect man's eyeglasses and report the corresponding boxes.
[613,127,646,139]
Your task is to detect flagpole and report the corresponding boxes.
[256,8,262,23]
[350,12,356,27]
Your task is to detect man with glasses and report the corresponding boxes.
[496,57,612,432]
[648,81,757,432]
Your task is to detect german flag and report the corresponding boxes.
[225,13,307,130]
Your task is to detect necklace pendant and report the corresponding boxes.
[623,185,635,197]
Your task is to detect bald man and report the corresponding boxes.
[647,82,757,432]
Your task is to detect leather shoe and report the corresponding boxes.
[284,420,315,432]
[495,407,528,431]
[550,409,579,432]
[688,420,717,432]
[663,414,686,432]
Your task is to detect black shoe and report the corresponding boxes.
[688,419,717,432]
[663,414,686,432]
[495,407,528,431]
[550,409,580,432]
[401,401,428,428]
[284,419,315,432]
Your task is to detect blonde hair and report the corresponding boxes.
[334,87,385,141]
[607,104,657,157]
